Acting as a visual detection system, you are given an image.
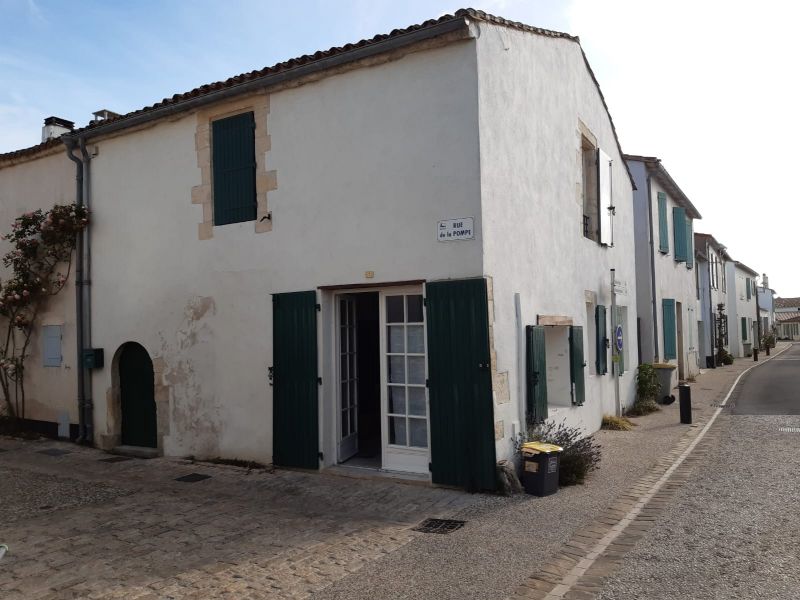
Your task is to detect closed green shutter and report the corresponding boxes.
[595,305,607,375]
[657,192,669,253]
[673,207,687,262]
[663,298,677,359]
[273,291,319,469]
[742,317,747,341]
[426,278,496,492]
[212,111,257,226]
[746,278,752,300]
[525,326,548,424]
[569,326,586,406]
[686,218,694,269]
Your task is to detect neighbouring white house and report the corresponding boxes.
[725,261,760,357]
[0,119,80,438]
[626,154,701,385]
[776,297,800,340]
[694,233,731,367]
[0,9,638,491]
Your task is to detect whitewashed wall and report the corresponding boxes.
[474,22,638,461]
[0,151,78,428]
[726,264,759,357]
[87,39,483,462]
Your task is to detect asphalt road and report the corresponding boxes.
[733,342,800,414]
[598,343,800,599]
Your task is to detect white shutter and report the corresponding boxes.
[598,148,613,246]
[42,325,62,367]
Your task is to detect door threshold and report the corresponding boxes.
[325,464,431,486]
[111,445,159,459]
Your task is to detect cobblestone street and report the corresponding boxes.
[0,350,787,599]
[0,441,474,599]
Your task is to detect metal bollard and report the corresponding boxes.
[753,348,759,361]
[0,544,8,561]
[766,345,770,356]
[679,384,692,424]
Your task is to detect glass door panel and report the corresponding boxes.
[381,290,430,474]
[338,296,358,462]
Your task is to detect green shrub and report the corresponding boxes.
[625,398,660,416]
[636,364,660,403]
[601,414,634,430]
[718,349,734,365]
[517,420,601,486]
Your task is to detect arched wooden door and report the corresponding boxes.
[119,343,157,448]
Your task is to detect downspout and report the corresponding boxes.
[645,174,659,361]
[64,140,86,442]
[79,139,93,444]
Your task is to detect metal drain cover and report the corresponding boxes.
[99,456,134,463]
[779,427,800,433]
[37,448,71,456]
[711,403,735,408]
[175,473,211,483]
[413,518,466,534]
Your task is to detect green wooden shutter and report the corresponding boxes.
[741,317,747,341]
[657,192,669,253]
[662,298,677,359]
[746,278,752,300]
[595,305,607,375]
[273,291,319,469]
[673,207,687,262]
[426,278,496,492]
[212,111,257,226]
[569,326,586,406]
[525,325,548,424]
[686,218,694,269]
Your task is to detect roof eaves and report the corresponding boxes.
[735,261,759,276]
[624,154,700,219]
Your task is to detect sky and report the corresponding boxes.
[1,0,798,295]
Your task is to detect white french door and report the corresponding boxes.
[381,288,430,474]
[337,296,358,462]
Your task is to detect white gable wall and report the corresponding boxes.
[474,22,637,457]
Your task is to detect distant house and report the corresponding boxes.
[0,9,639,491]
[725,261,759,357]
[626,154,701,384]
[694,233,731,367]
[776,297,800,340]
[757,279,777,337]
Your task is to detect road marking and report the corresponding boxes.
[538,343,793,600]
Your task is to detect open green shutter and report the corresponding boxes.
[662,299,677,360]
[569,326,586,406]
[746,278,752,300]
[426,278,496,491]
[673,207,687,262]
[212,111,257,226]
[595,305,607,375]
[273,291,319,469]
[657,192,669,253]
[525,326,548,424]
[742,317,747,341]
[686,218,694,269]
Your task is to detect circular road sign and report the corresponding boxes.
[615,325,624,351]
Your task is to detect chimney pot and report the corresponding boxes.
[41,116,75,143]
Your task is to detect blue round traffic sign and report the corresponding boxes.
[615,325,624,351]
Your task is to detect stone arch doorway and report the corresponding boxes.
[118,342,157,448]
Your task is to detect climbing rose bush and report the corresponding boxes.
[0,204,88,419]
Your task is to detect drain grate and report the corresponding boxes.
[99,456,134,463]
[175,473,211,483]
[413,518,466,534]
[0,448,7,453]
[779,427,800,433]
[711,403,735,408]
[37,448,71,456]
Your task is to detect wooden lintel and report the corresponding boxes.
[537,315,573,326]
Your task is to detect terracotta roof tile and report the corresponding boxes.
[776,297,800,309]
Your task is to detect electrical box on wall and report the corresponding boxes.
[83,348,104,370]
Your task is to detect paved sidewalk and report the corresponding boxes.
[0,349,781,599]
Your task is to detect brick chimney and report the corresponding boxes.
[42,116,75,142]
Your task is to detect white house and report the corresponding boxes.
[626,154,701,383]
[776,297,800,340]
[725,261,760,357]
[757,277,776,337]
[0,9,638,491]
[694,233,731,367]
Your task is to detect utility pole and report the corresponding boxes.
[611,269,621,416]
